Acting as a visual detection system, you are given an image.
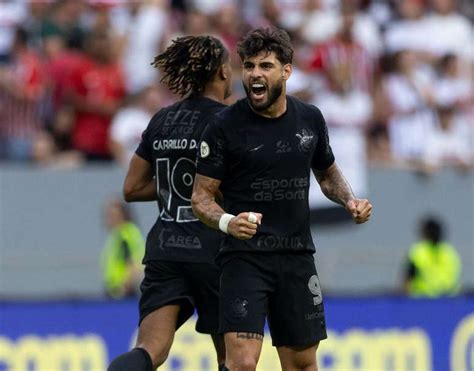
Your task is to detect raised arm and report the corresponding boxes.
[123,154,157,202]
[192,174,262,239]
[313,162,372,224]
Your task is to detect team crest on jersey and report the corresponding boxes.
[296,129,314,152]
[200,141,210,158]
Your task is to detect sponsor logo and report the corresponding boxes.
[276,140,292,153]
[256,236,305,250]
[159,229,202,249]
[250,177,308,201]
[200,141,210,158]
[296,129,314,152]
[248,144,264,152]
[162,109,200,135]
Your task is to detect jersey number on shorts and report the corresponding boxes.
[156,158,198,222]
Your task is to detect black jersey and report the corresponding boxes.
[197,96,335,255]
[136,96,226,263]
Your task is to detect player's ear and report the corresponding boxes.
[218,62,230,81]
[282,64,292,81]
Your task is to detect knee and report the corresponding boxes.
[227,355,258,371]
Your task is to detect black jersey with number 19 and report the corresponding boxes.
[197,95,335,256]
[136,96,226,264]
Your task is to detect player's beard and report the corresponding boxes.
[243,78,284,112]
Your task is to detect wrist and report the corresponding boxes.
[218,213,235,234]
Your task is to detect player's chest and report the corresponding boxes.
[232,124,318,167]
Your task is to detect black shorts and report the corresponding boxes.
[219,251,327,347]
[139,260,220,334]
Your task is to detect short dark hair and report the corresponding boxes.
[152,36,228,97]
[420,217,444,245]
[237,27,293,65]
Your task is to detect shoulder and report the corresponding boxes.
[288,95,325,126]
[212,98,247,126]
[288,95,321,114]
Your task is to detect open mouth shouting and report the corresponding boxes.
[250,82,267,102]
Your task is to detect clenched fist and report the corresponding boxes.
[346,199,372,224]
[228,212,263,240]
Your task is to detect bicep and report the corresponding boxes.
[313,161,338,184]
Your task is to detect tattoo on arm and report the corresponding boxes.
[236,333,263,341]
[313,162,354,207]
[191,174,225,230]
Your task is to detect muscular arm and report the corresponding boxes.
[192,174,262,238]
[123,154,157,202]
[314,162,373,224]
[191,174,225,230]
[313,162,354,207]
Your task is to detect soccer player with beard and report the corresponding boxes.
[192,27,372,370]
[108,36,232,371]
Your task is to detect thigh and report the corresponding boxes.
[139,260,194,328]
[277,343,320,371]
[219,254,272,337]
[187,262,221,334]
[268,253,327,347]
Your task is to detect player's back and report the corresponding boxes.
[136,96,226,264]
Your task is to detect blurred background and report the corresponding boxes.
[0,0,472,370]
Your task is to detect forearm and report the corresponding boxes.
[314,163,355,207]
[192,174,227,229]
[191,192,225,230]
[123,178,157,202]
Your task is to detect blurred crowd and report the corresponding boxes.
[0,0,472,174]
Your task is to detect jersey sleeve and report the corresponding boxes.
[196,118,227,180]
[311,107,335,170]
[135,122,153,163]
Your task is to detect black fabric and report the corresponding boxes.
[197,96,334,256]
[135,96,226,264]
[219,251,327,347]
[219,365,229,371]
[107,348,153,371]
[139,260,221,334]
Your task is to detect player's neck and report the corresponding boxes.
[250,94,287,119]
[202,85,226,104]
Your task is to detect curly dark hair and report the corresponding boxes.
[151,36,228,97]
[237,27,293,65]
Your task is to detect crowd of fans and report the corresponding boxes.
[0,0,472,174]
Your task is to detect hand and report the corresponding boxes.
[227,212,263,240]
[346,199,372,224]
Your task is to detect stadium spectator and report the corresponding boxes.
[114,0,169,94]
[382,50,435,162]
[109,85,163,166]
[420,105,472,174]
[66,28,126,161]
[384,0,431,55]
[0,27,47,161]
[432,54,472,110]
[404,216,461,297]
[314,62,372,205]
[101,198,145,299]
[307,1,375,93]
[0,0,28,60]
[424,0,473,63]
